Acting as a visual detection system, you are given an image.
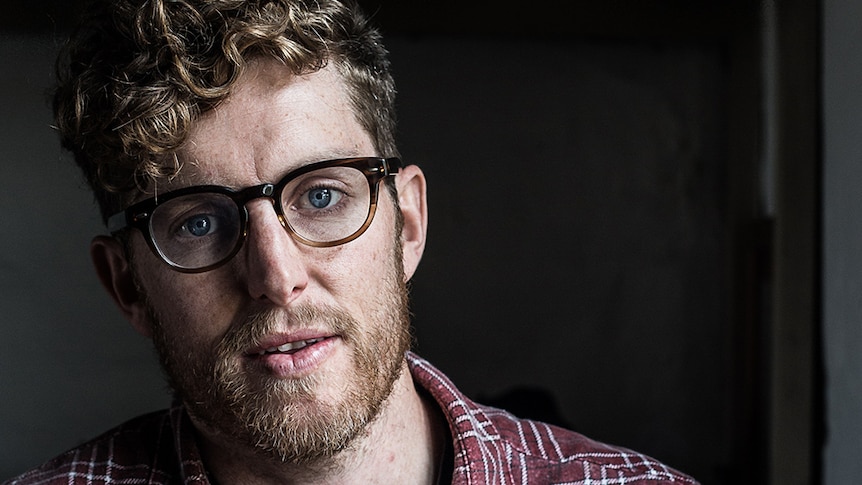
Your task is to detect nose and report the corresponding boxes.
[241,199,309,305]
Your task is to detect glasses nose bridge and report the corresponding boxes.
[238,182,277,206]
[237,182,284,221]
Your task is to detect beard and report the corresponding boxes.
[144,249,412,467]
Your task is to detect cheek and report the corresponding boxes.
[311,244,367,294]
[136,262,240,345]
[313,228,399,302]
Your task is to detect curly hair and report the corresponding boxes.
[53,0,398,222]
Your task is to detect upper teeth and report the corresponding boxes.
[259,338,324,355]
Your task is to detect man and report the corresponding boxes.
[6,0,697,483]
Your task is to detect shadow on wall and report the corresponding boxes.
[479,386,574,430]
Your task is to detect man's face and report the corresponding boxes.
[121,60,416,463]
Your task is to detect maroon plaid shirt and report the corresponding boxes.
[5,353,697,484]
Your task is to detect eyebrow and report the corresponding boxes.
[170,150,378,190]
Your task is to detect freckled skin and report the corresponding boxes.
[91,59,433,484]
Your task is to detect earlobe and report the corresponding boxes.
[90,235,153,338]
[395,164,428,281]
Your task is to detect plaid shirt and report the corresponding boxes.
[5,353,697,484]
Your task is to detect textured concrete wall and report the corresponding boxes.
[823,0,862,483]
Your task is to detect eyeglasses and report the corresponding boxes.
[107,157,402,273]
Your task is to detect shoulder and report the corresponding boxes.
[483,406,698,483]
[407,353,697,484]
[4,409,179,485]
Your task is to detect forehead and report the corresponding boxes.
[169,60,374,189]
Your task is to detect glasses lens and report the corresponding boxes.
[149,193,242,270]
[281,166,372,244]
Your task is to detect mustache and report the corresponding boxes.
[217,304,359,356]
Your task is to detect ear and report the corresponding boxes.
[90,235,153,337]
[395,164,428,281]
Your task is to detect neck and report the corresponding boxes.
[193,361,447,485]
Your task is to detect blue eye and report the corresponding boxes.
[182,215,213,237]
[308,188,333,208]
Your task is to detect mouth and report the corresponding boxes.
[255,337,327,356]
[245,334,340,377]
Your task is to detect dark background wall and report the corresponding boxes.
[0,2,828,484]
[394,35,730,481]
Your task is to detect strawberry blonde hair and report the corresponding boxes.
[54,0,398,221]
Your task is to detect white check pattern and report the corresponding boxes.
[407,353,698,485]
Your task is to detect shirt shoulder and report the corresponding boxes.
[3,409,183,485]
[407,352,698,484]
[485,405,698,484]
